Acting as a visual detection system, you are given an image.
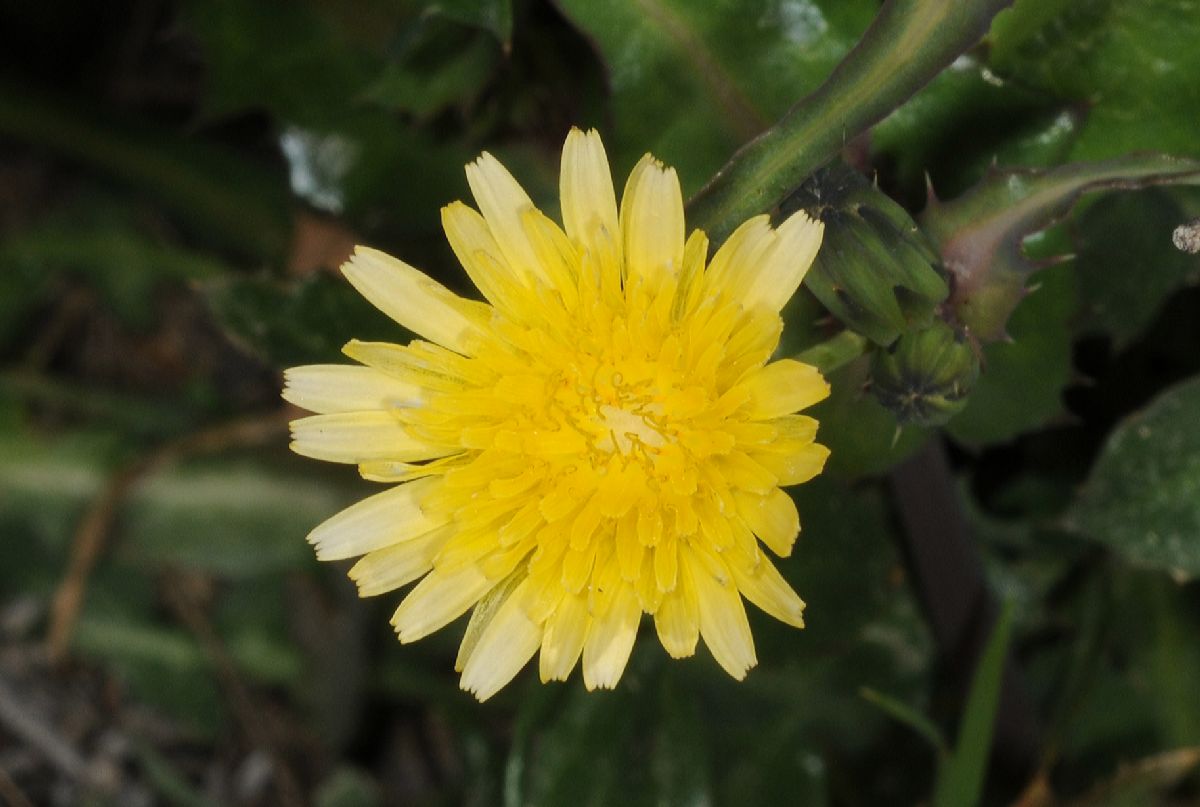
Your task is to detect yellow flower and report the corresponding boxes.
[284,129,830,700]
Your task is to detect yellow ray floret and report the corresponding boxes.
[285,128,830,700]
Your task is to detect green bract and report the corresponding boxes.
[870,321,980,427]
[787,165,948,346]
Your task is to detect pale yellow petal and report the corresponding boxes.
[685,550,757,679]
[459,580,543,701]
[752,443,830,486]
[289,411,455,464]
[560,128,619,251]
[391,564,495,643]
[738,359,830,420]
[441,201,525,311]
[348,523,452,595]
[521,207,581,306]
[654,570,699,658]
[307,477,446,561]
[671,229,710,321]
[465,152,541,281]
[735,488,800,557]
[342,339,480,392]
[717,451,778,494]
[768,414,821,444]
[619,154,684,285]
[341,246,489,353]
[740,211,824,311]
[702,215,774,300]
[455,572,524,672]
[358,454,468,484]
[539,590,589,682]
[729,554,806,628]
[282,364,421,414]
[581,581,641,690]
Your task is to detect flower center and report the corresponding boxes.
[594,402,667,455]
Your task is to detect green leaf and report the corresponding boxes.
[426,0,513,44]
[1143,580,1200,747]
[184,0,474,222]
[872,55,1076,201]
[946,262,1076,445]
[989,0,1200,161]
[652,676,713,807]
[0,80,292,260]
[1074,188,1200,346]
[120,457,349,578]
[784,478,919,646]
[0,372,196,440]
[932,601,1015,807]
[716,720,829,807]
[0,196,229,329]
[1066,376,1200,578]
[362,35,499,122]
[203,272,403,367]
[515,684,651,807]
[860,687,948,756]
[0,426,353,582]
[0,429,126,571]
[1052,569,1200,769]
[556,0,876,196]
[184,0,376,126]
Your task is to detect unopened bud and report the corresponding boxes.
[786,165,948,346]
[871,321,979,427]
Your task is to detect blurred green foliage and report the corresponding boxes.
[2,0,1200,805]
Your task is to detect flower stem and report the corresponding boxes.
[688,0,1014,245]
[795,330,869,375]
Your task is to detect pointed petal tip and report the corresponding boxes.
[581,672,618,691]
[440,199,469,218]
[726,661,755,682]
[463,685,490,703]
[660,641,697,660]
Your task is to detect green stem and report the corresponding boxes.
[921,153,1200,340]
[687,0,1014,245]
[795,330,869,375]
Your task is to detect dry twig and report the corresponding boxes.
[45,409,294,663]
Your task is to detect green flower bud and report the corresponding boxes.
[786,165,949,346]
[870,321,980,427]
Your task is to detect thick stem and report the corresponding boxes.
[688,0,1014,245]
[890,441,1039,785]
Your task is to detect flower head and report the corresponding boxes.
[284,129,830,700]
